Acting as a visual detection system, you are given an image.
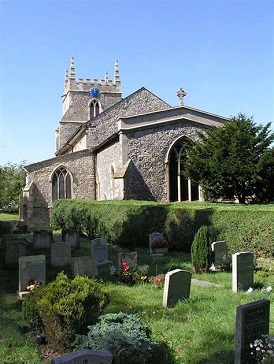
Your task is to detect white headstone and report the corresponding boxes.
[117,252,138,270]
[51,242,71,267]
[149,232,163,253]
[163,269,191,308]
[71,256,98,278]
[232,252,254,292]
[19,255,46,293]
[91,238,111,265]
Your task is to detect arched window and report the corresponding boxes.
[168,138,199,202]
[89,100,100,119]
[52,167,72,202]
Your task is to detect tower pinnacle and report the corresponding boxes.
[114,59,120,85]
[69,56,75,79]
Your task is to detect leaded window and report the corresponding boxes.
[52,167,72,202]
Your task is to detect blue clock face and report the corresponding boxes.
[89,87,100,98]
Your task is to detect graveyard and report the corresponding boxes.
[0,206,274,363]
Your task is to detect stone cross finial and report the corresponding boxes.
[176,87,187,106]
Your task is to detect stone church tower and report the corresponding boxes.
[21,57,228,227]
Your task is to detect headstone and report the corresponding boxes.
[232,252,254,292]
[51,349,113,364]
[5,240,27,266]
[0,221,13,235]
[71,256,98,277]
[91,238,111,265]
[51,242,71,267]
[149,231,163,253]
[33,230,52,249]
[163,269,191,308]
[62,229,79,248]
[234,299,270,364]
[18,255,46,298]
[211,240,227,268]
[117,252,137,270]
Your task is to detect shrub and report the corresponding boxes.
[75,312,156,363]
[23,272,110,349]
[22,287,45,334]
[191,225,211,273]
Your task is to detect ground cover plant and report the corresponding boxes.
[1,235,274,363]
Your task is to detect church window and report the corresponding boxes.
[52,167,72,202]
[89,100,100,119]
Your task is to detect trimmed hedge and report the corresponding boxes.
[51,200,274,257]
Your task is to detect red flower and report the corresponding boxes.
[121,260,130,271]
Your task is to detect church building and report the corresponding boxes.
[21,58,228,227]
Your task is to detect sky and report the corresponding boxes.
[0,0,273,166]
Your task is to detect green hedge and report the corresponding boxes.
[51,200,274,257]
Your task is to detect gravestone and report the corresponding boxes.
[117,252,137,270]
[71,256,98,278]
[51,349,113,364]
[211,241,227,269]
[51,242,71,267]
[62,229,79,248]
[163,269,191,308]
[18,255,46,298]
[33,229,52,249]
[91,238,111,265]
[149,231,163,253]
[232,252,254,292]
[234,299,270,364]
[5,240,27,266]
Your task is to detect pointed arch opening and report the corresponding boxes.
[167,137,200,202]
[89,99,101,119]
[51,166,72,203]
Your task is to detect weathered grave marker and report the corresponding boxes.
[18,255,46,298]
[163,269,191,308]
[5,240,27,266]
[91,238,111,265]
[211,240,227,269]
[232,252,254,292]
[62,229,79,248]
[149,231,163,253]
[51,349,113,364]
[117,251,137,270]
[71,256,98,278]
[234,299,270,364]
[33,229,52,249]
[51,242,71,267]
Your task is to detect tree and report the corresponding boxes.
[191,225,211,273]
[0,161,26,210]
[184,114,274,203]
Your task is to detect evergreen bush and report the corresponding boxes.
[75,312,156,363]
[191,225,211,273]
[22,272,110,349]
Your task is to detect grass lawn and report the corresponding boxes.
[0,236,274,363]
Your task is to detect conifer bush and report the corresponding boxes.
[22,272,110,348]
[191,225,211,273]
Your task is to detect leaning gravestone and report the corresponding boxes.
[18,255,46,298]
[51,242,71,267]
[232,252,254,292]
[149,231,163,253]
[71,256,98,278]
[51,349,113,364]
[5,240,27,267]
[117,252,138,270]
[211,240,227,268]
[33,229,52,249]
[163,269,191,308]
[234,299,270,364]
[91,238,111,265]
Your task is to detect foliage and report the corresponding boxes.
[191,225,211,273]
[184,114,274,203]
[51,200,274,257]
[22,287,45,334]
[74,312,156,364]
[149,274,165,289]
[0,161,26,210]
[110,262,149,285]
[22,272,110,348]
